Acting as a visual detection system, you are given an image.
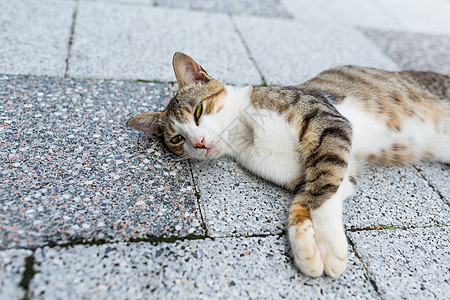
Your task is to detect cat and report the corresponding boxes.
[127,52,450,277]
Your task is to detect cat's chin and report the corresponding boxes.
[204,140,223,159]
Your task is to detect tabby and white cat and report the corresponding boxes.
[128,52,450,277]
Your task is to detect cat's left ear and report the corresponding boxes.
[173,52,210,89]
[127,112,163,136]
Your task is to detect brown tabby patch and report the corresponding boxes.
[301,66,449,131]
[289,197,311,227]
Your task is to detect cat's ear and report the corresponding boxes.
[173,52,210,89]
[127,112,163,135]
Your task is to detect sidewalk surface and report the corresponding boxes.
[1,0,449,299]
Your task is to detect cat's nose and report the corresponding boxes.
[193,137,205,148]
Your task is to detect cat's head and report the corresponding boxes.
[128,52,228,160]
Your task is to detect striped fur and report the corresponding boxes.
[128,53,450,278]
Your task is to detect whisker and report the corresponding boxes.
[173,153,192,162]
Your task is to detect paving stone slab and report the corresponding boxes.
[194,158,449,237]
[29,236,378,299]
[192,158,290,237]
[373,0,450,35]
[281,0,450,35]
[233,15,398,85]
[348,227,449,299]
[344,165,449,229]
[81,0,291,17]
[155,0,291,18]
[0,249,32,300]
[362,29,450,76]
[0,0,74,77]
[69,2,261,85]
[0,76,203,248]
[280,0,401,31]
[414,163,450,202]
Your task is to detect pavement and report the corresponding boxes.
[0,0,449,299]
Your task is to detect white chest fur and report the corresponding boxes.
[219,87,303,188]
[236,107,302,188]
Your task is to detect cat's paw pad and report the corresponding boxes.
[288,221,324,277]
[315,232,348,277]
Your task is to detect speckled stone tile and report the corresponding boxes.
[362,29,450,76]
[81,0,291,18]
[30,236,378,299]
[282,0,450,35]
[0,0,74,77]
[192,158,290,237]
[0,249,32,300]
[69,2,261,85]
[193,161,449,237]
[414,163,450,203]
[233,15,398,85]
[0,76,203,248]
[344,165,450,229]
[155,0,291,18]
[280,0,401,31]
[348,227,449,299]
[372,0,450,35]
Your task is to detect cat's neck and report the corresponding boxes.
[223,85,252,112]
[219,85,253,157]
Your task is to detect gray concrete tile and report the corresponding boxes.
[30,236,378,299]
[0,76,203,248]
[0,0,75,77]
[69,2,261,85]
[0,249,32,300]
[233,16,398,85]
[414,163,450,202]
[344,165,449,229]
[192,158,290,237]
[155,0,291,18]
[373,0,450,35]
[80,0,291,17]
[362,29,450,76]
[281,0,450,35]
[348,227,449,299]
[194,161,448,237]
[280,0,401,31]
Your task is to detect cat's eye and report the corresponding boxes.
[171,135,183,144]
[194,104,203,120]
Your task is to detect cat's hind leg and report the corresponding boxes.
[428,134,450,163]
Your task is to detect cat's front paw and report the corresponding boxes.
[289,220,348,277]
[288,220,324,277]
[315,229,348,277]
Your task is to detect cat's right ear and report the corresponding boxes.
[127,112,163,136]
[173,52,210,89]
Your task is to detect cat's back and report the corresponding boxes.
[299,65,450,164]
[300,65,450,104]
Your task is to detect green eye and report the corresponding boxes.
[195,104,203,120]
[171,135,183,144]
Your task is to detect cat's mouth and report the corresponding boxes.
[205,140,222,157]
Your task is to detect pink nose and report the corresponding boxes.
[194,142,204,148]
[193,136,205,148]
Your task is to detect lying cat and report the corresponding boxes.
[127,52,450,277]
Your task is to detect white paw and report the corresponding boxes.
[288,221,324,277]
[315,229,348,277]
[289,221,348,277]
